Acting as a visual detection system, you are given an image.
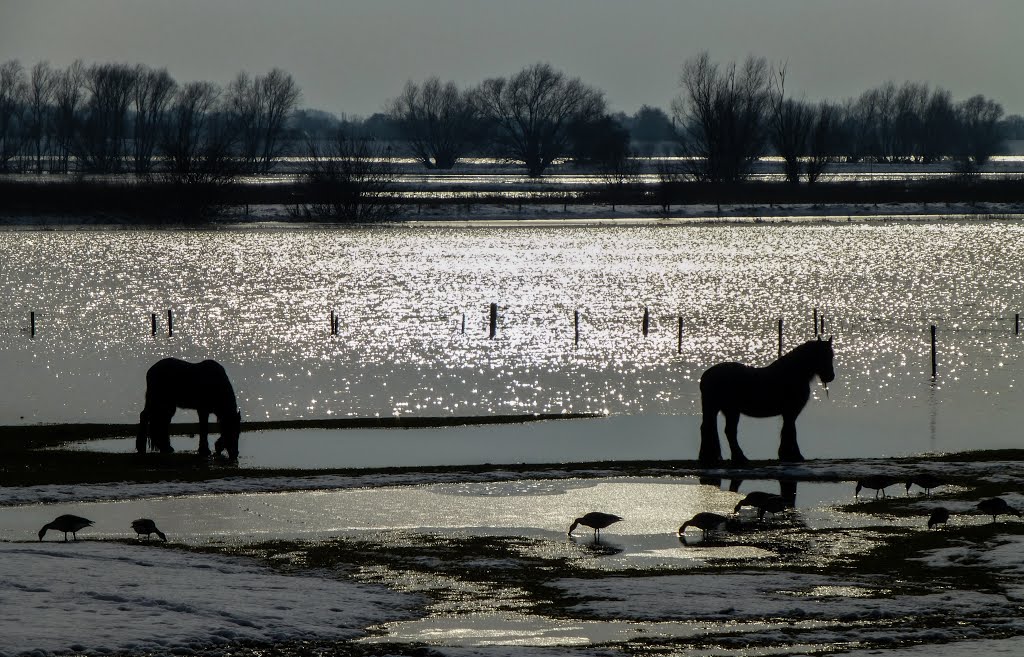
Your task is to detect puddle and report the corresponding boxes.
[361,611,837,648]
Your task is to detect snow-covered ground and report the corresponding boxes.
[0,541,419,657]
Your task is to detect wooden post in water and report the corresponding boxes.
[677,316,683,354]
[1016,313,1020,336]
[489,303,498,339]
[813,308,818,336]
[778,318,784,358]
[151,313,157,337]
[642,307,650,338]
[30,311,35,338]
[461,313,466,335]
[574,310,580,347]
[330,310,339,336]
[930,324,937,379]
[820,315,825,336]
[168,309,173,337]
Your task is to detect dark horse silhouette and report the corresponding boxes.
[699,337,834,465]
[137,358,241,459]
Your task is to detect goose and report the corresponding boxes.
[678,512,729,540]
[38,514,94,542]
[734,491,788,520]
[906,474,946,496]
[977,497,1021,523]
[927,507,950,529]
[568,512,623,538]
[855,475,900,499]
[131,518,167,542]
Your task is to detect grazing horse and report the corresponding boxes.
[699,337,834,465]
[137,358,242,459]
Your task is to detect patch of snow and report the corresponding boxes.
[0,541,419,656]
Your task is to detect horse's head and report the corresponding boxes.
[216,409,242,459]
[814,336,836,384]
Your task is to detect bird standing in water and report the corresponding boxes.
[38,514,94,542]
[906,474,946,496]
[977,497,1021,523]
[927,507,950,529]
[568,512,623,539]
[678,512,730,541]
[855,475,899,499]
[131,518,167,541]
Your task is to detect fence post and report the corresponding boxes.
[574,310,580,347]
[167,309,173,337]
[30,311,35,338]
[151,313,157,337]
[677,316,683,354]
[1016,312,1020,336]
[931,324,937,379]
[642,307,650,337]
[489,303,497,339]
[778,318,784,358]
[813,308,818,336]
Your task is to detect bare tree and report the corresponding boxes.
[672,52,771,183]
[805,101,840,184]
[226,68,301,173]
[387,77,476,169]
[956,94,1004,166]
[52,60,85,173]
[77,62,137,172]
[0,60,28,172]
[473,63,605,177]
[919,88,956,164]
[299,131,399,222]
[131,65,176,174]
[25,61,56,173]
[768,65,811,185]
[160,81,223,176]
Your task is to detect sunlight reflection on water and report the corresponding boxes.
[1,222,1023,457]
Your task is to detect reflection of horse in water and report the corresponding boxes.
[699,337,834,465]
[137,358,241,459]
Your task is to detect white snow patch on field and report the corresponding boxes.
[0,541,419,656]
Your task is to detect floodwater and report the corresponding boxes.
[5,220,1024,655]
[2,220,1024,459]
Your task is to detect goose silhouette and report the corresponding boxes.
[678,512,729,540]
[927,507,950,529]
[568,512,622,539]
[131,518,167,541]
[906,474,945,496]
[977,497,1021,523]
[855,475,899,499]
[38,514,94,542]
[734,491,788,520]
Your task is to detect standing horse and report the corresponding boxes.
[137,358,242,459]
[698,337,834,465]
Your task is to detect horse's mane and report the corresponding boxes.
[772,339,832,374]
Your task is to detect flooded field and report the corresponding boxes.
[4,219,1024,655]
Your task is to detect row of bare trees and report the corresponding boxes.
[0,59,300,177]
[0,56,1017,185]
[387,63,609,177]
[672,52,1009,184]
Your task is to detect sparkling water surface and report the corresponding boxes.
[2,220,1023,461]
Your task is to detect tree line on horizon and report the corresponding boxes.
[0,55,1020,184]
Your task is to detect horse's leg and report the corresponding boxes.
[724,411,749,465]
[197,411,211,456]
[153,406,175,453]
[137,408,150,454]
[698,397,723,464]
[778,412,805,461]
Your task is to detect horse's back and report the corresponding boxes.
[145,358,236,411]
[700,361,792,417]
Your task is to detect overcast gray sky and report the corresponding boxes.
[2,0,1021,118]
